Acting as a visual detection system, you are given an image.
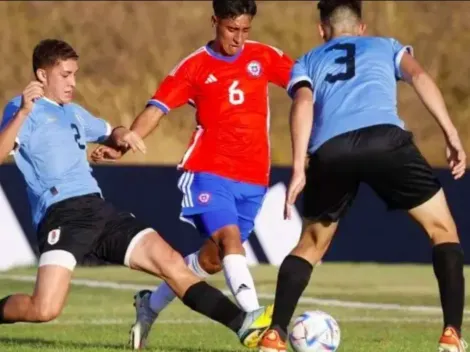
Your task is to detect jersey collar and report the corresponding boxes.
[41,97,62,107]
[205,41,244,63]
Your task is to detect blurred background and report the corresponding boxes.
[0,1,469,165]
[0,1,470,269]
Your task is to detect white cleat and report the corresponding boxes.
[129,290,158,350]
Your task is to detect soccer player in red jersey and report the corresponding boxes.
[92,0,294,349]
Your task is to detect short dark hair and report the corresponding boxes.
[317,0,362,23]
[32,39,79,74]
[212,0,257,19]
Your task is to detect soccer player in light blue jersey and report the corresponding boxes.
[259,1,467,352]
[0,39,274,348]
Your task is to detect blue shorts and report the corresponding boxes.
[178,172,267,242]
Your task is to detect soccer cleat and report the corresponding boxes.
[129,290,158,350]
[258,329,288,352]
[238,304,274,348]
[438,327,468,352]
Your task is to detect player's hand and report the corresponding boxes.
[284,170,306,220]
[111,127,147,155]
[445,132,466,180]
[91,145,123,162]
[20,81,44,113]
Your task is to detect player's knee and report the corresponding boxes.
[424,217,459,245]
[197,251,222,275]
[32,301,62,322]
[302,222,335,251]
[215,226,244,255]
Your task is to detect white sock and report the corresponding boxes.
[149,251,210,314]
[222,254,260,312]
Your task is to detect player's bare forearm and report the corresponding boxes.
[411,73,457,138]
[290,87,314,172]
[130,105,165,139]
[0,108,29,164]
[400,53,457,138]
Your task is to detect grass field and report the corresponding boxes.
[0,264,469,352]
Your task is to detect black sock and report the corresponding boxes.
[271,255,313,341]
[433,243,465,335]
[182,281,245,332]
[0,295,12,324]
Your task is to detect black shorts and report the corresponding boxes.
[36,193,152,269]
[303,124,441,222]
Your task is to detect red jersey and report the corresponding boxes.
[149,41,293,186]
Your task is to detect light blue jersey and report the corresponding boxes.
[287,36,412,154]
[0,97,111,228]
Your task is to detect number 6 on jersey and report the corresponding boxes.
[229,80,244,105]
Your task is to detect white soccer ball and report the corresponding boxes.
[289,310,341,352]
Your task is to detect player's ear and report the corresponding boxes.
[211,15,217,28]
[358,22,367,35]
[318,24,327,41]
[36,69,47,84]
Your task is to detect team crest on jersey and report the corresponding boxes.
[198,192,211,204]
[47,228,61,245]
[246,61,262,77]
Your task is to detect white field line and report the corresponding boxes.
[1,274,466,314]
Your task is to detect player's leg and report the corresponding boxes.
[158,216,259,313]
[95,209,272,349]
[259,146,359,351]
[147,247,211,316]
[144,172,233,317]
[189,174,265,312]
[0,194,104,324]
[365,126,465,351]
[0,261,72,323]
[220,185,272,312]
[179,171,260,311]
[408,190,465,350]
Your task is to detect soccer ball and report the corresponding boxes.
[289,310,341,352]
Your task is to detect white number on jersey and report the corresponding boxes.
[228,80,245,105]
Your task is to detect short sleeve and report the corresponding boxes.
[148,57,196,114]
[0,97,33,154]
[73,104,111,143]
[389,38,414,80]
[264,44,294,88]
[286,56,313,98]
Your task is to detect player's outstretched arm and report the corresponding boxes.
[400,53,466,179]
[91,106,165,162]
[130,105,166,139]
[400,53,457,138]
[110,106,165,151]
[285,86,314,219]
[0,81,43,164]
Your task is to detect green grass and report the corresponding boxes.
[0,264,469,351]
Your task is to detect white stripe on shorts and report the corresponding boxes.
[123,228,154,267]
[39,250,77,271]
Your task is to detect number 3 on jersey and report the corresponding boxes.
[325,43,356,83]
[228,80,244,105]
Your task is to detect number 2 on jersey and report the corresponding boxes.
[325,43,356,83]
[71,123,86,150]
[228,80,244,105]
